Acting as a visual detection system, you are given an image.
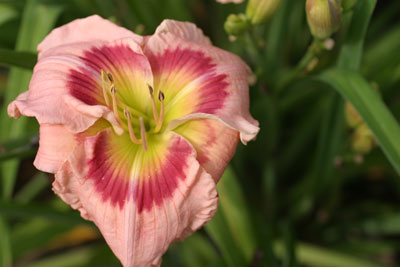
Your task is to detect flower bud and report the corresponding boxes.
[246,0,282,25]
[306,0,342,39]
[342,0,357,12]
[345,102,362,128]
[351,124,375,154]
[224,13,249,36]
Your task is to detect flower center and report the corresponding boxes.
[100,69,165,151]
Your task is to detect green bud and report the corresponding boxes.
[342,0,358,12]
[224,13,249,36]
[351,124,375,154]
[345,102,362,128]
[306,0,342,40]
[246,0,282,25]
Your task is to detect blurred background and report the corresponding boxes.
[1,0,400,266]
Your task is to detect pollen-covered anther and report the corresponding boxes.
[106,72,114,83]
[124,107,142,145]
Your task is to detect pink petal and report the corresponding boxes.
[8,38,153,134]
[144,21,259,144]
[175,119,239,182]
[34,124,77,173]
[154,20,211,46]
[53,131,218,266]
[38,15,142,55]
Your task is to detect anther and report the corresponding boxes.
[158,91,165,102]
[124,107,141,144]
[107,72,114,83]
[148,84,154,95]
[139,117,148,151]
[124,108,130,119]
[101,70,111,106]
[110,85,116,95]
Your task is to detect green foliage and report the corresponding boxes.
[1,0,400,266]
[318,69,400,174]
[0,48,37,70]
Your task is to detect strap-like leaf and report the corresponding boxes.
[317,68,400,174]
[0,48,37,70]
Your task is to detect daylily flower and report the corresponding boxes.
[8,16,259,266]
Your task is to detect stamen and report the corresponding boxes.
[154,91,165,132]
[110,85,121,123]
[107,72,114,83]
[124,108,141,144]
[101,70,110,106]
[139,117,148,151]
[158,91,165,102]
[148,84,159,123]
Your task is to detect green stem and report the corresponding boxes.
[276,39,324,92]
[244,30,265,77]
